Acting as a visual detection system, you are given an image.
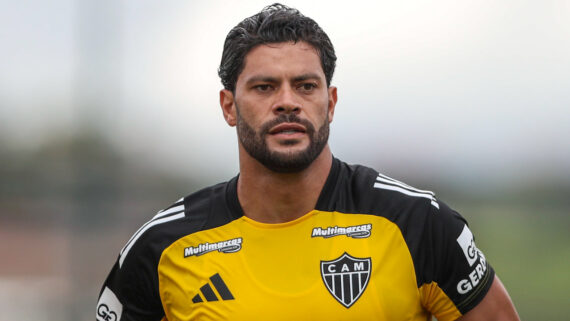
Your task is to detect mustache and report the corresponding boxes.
[259,114,315,135]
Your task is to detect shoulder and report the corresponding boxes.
[327,160,471,248]
[336,160,469,241]
[328,160,439,222]
[118,179,238,269]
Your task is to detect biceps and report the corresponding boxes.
[457,276,520,321]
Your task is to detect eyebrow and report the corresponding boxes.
[292,73,322,83]
[245,76,279,86]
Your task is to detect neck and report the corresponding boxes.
[237,145,333,223]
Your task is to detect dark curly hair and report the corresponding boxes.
[218,3,336,92]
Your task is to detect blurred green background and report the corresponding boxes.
[1,1,569,320]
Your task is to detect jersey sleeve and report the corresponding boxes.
[418,200,495,320]
[96,235,165,321]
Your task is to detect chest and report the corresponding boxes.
[157,213,429,321]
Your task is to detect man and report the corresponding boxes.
[97,4,520,320]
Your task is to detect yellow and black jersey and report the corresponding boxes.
[97,158,494,321]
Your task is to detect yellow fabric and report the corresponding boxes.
[157,210,446,320]
[420,282,462,321]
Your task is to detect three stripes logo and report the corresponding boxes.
[321,252,371,308]
[373,173,439,209]
[192,273,235,303]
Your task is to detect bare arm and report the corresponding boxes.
[458,275,520,321]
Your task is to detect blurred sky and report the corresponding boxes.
[1,0,569,187]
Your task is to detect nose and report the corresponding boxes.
[272,85,301,115]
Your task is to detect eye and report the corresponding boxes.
[254,84,273,92]
[298,82,317,93]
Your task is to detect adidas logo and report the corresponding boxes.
[192,273,234,303]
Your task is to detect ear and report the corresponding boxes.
[220,89,237,127]
[327,86,338,123]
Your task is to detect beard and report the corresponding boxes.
[236,107,329,173]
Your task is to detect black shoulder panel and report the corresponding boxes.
[122,178,240,268]
[316,159,431,221]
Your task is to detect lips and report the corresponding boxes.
[268,123,306,135]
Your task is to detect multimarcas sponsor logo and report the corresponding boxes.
[311,224,372,239]
[184,237,243,257]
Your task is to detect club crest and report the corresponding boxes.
[320,252,371,308]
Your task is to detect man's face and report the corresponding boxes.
[228,41,336,173]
